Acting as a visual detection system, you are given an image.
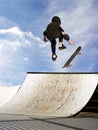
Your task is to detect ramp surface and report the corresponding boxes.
[0,86,19,107]
[0,73,98,117]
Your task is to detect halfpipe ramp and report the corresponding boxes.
[0,73,98,117]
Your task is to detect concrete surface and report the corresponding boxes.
[0,113,98,130]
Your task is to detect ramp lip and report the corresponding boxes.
[27,72,98,74]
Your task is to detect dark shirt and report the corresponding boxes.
[43,22,64,41]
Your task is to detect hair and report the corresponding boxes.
[51,16,61,25]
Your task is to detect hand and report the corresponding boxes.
[43,37,48,43]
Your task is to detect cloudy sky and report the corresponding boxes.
[0,0,98,85]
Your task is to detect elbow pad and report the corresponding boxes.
[64,34,70,41]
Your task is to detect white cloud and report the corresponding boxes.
[0,27,23,36]
[0,26,46,85]
[23,57,29,61]
[0,26,43,51]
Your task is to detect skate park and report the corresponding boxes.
[0,72,98,130]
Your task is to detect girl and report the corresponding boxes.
[43,16,75,60]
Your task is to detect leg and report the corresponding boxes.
[50,39,57,60]
[59,33,63,43]
[58,33,66,50]
[51,39,56,55]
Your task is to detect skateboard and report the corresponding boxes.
[62,46,81,68]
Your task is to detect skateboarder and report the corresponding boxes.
[43,16,75,60]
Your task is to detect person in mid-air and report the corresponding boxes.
[43,16,75,61]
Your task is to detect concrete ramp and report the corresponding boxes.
[0,73,98,117]
[0,86,19,107]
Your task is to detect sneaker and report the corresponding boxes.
[59,44,66,50]
[52,54,57,61]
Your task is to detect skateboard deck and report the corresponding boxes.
[62,46,81,68]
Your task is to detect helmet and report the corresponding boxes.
[51,16,61,25]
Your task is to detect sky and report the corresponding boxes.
[0,0,98,86]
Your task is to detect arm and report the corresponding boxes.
[58,26,70,41]
[43,31,48,43]
[61,31,75,45]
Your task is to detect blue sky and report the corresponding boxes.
[0,0,98,85]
